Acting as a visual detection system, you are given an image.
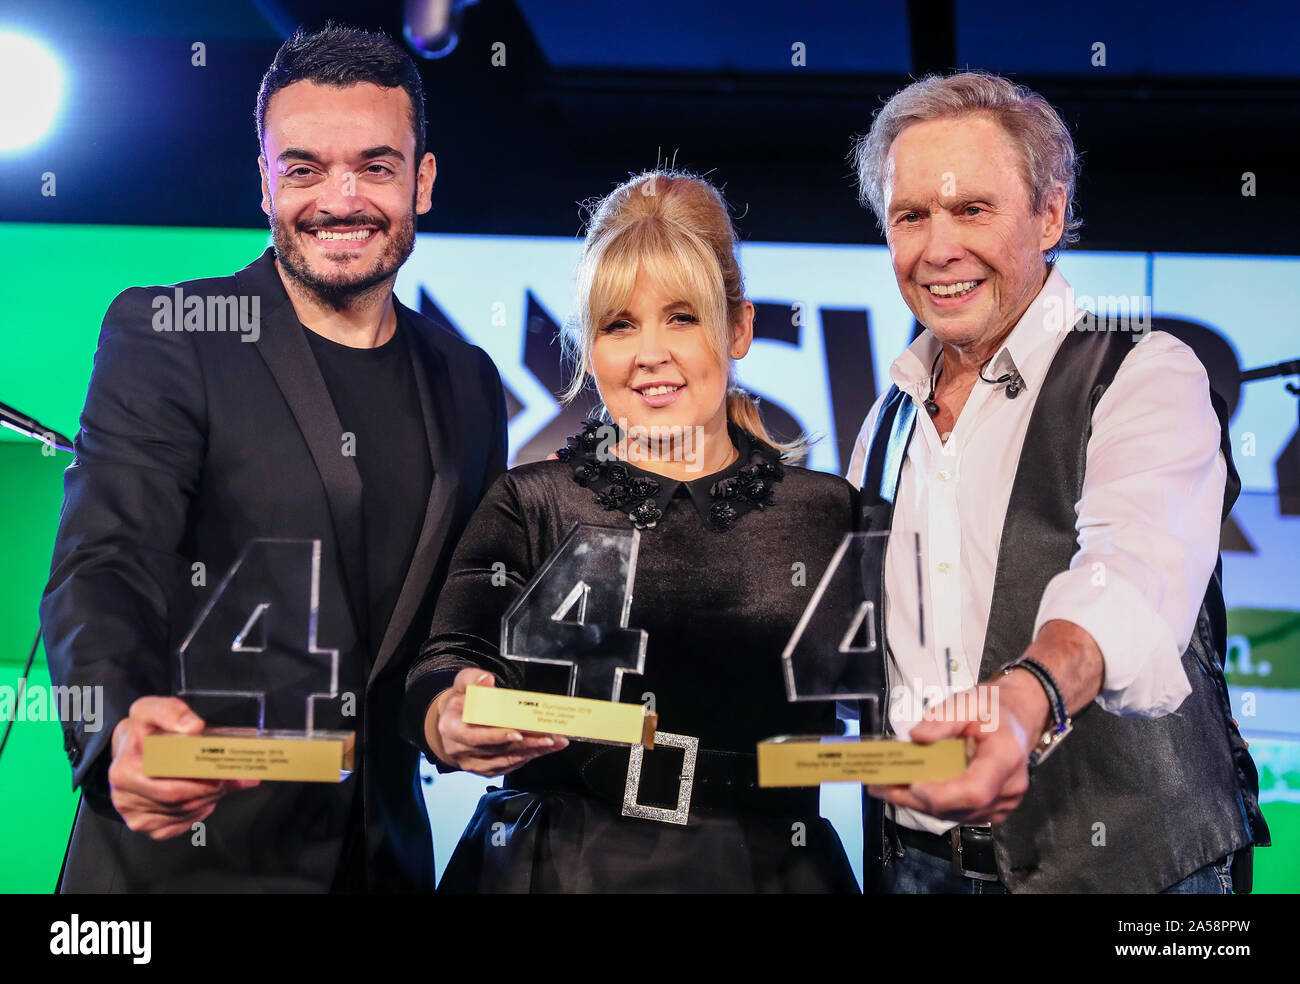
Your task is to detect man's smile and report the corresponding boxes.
[921,277,987,307]
[305,225,380,251]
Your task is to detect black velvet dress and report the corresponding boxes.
[402,422,861,893]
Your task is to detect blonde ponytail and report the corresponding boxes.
[726,387,812,464]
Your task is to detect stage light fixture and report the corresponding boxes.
[0,31,64,152]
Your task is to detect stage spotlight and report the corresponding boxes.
[404,0,480,59]
[0,32,64,152]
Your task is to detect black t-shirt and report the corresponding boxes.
[304,322,433,663]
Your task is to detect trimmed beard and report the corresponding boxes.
[271,198,417,310]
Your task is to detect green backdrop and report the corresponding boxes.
[0,224,268,892]
[0,222,1294,893]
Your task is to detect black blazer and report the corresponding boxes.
[40,247,507,891]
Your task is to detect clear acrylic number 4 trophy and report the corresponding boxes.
[757,531,966,787]
[141,538,355,783]
[460,523,657,747]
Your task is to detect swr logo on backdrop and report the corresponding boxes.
[411,283,1252,488]
[415,288,881,472]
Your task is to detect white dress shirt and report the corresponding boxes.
[846,265,1226,835]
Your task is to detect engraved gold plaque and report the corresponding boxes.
[143,727,355,783]
[462,685,657,747]
[756,735,966,787]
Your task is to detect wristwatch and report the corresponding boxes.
[1000,656,1072,767]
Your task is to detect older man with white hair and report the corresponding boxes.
[846,71,1268,893]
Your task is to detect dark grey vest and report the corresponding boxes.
[859,324,1270,893]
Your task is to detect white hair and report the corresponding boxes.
[852,71,1082,260]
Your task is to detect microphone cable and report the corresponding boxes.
[0,626,44,764]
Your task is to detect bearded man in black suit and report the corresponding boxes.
[41,24,507,892]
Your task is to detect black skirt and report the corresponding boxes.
[438,787,860,894]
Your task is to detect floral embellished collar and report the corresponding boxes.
[555,419,785,532]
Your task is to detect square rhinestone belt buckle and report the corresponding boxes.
[622,732,697,825]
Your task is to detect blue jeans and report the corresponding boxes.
[880,829,1009,894]
[1162,854,1234,894]
[881,831,1234,894]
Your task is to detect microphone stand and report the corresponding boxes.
[0,400,74,454]
[1240,358,1300,384]
[0,400,74,763]
[1239,358,1300,516]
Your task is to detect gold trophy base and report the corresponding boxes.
[757,735,966,787]
[142,727,355,783]
[462,685,658,747]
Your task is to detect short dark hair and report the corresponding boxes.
[255,23,427,160]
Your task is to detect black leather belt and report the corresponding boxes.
[888,818,1001,881]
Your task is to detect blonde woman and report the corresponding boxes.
[401,171,860,892]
